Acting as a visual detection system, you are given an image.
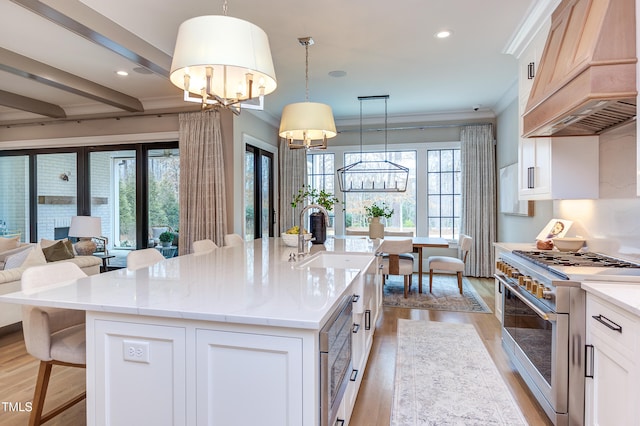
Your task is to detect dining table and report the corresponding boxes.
[392,236,449,292]
[342,234,450,293]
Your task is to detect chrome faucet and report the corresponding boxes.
[298,203,329,255]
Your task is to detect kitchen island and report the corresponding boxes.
[0,237,379,426]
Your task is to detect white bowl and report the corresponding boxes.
[552,237,586,252]
[281,232,312,247]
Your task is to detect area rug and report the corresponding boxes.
[383,274,492,313]
[391,320,527,425]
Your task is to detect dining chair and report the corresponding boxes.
[127,248,165,269]
[224,233,244,247]
[426,234,472,294]
[192,238,218,254]
[377,239,415,298]
[21,262,88,425]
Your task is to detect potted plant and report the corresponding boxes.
[158,231,174,247]
[364,202,394,239]
[291,186,341,244]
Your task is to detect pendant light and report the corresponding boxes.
[170,0,277,115]
[337,95,409,192]
[279,37,337,150]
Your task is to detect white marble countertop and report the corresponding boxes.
[581,281,640,317]
[0,237,376,329]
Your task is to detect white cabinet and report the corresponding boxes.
[518,136,599,200]
[196,329,304,425]
[90,320,188,425]
[585,294,640,426]
[493,245,508,323]
[338,258,381,425]
[87,259,381,426]
[517,20,599,201]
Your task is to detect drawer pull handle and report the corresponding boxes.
[352,323,360,333]
[365,309,371,330]
[336,419,345,426]
[592,314,622,333]
[585,344,594,378]
[350,368,359,381]
[352,294,360,303]
[527,167,535,189]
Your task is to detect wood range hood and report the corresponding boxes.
[523,0,637,137]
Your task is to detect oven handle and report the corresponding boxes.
[495,274,557,321]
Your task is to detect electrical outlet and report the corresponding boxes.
[123,340,150,363]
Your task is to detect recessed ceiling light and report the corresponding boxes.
[435,30,452,39]
[115,70,129,76]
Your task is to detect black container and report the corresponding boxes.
[309,212,326,244]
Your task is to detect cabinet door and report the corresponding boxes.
[91,320,187,426]
[585,336,636,426]
[518,137,550,197]
[195,329,304,426]
[585,296,640,426]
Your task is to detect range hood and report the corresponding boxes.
[523,0,637,137]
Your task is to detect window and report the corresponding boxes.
[305,153,336,232]
[427,149,461,239]
[343,151,416,234]
[0,155,30,242]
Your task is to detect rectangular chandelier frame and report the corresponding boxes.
[337,95,409,193]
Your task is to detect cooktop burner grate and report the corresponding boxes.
[513,250,640,269]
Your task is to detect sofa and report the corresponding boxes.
[0,241,101,330]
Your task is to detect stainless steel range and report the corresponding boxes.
[494,250,640,426]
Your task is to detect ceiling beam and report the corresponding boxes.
[0,47,144,112]
[0,89,66,118]
[10,0,171,77]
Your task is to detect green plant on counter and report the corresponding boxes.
[291,186,342,212]
[364,202,394,219]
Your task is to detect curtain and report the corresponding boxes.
[178,110,227,254]
[460,124,496,277]
[278,139,306,234]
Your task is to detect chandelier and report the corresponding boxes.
[169,0,277,114]
[279,37,336,149]
[337,95,409,192]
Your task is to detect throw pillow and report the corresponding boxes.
[3,246,34,270]
[40,238,77,255]
[0,236,20,252]
[42,240,75,262]
[22,245,47,268]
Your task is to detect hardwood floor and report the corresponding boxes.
[0,277,552,425]
[349,276,553,425]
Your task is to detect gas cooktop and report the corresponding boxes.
[513,250,640,268]
[512,250,640,281]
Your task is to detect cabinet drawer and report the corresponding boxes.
[587,295,638,358]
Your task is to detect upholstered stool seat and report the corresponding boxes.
[193,239,218,254]
[21,262,88,425]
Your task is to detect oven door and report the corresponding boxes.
[498,275,568,417]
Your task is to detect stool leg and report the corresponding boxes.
[30,361,53,426]
[457,272,463,294]
[429,269,434,293]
